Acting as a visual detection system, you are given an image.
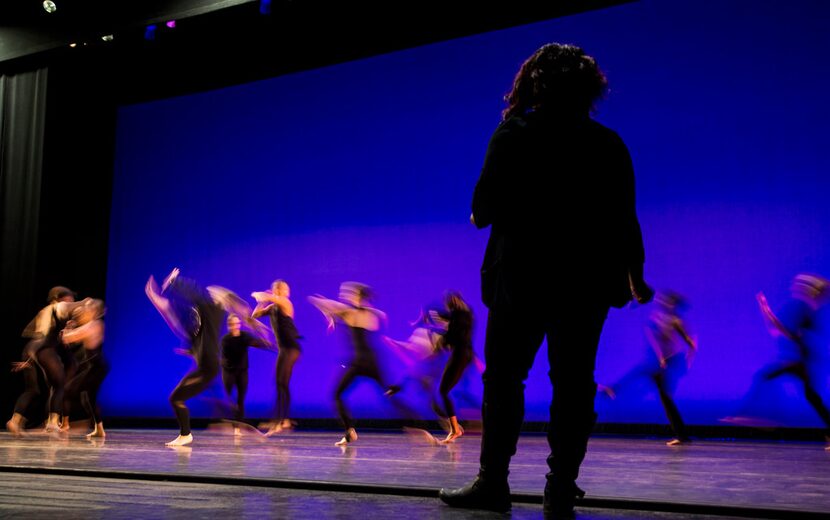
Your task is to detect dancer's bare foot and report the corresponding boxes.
[6,414,24,437]
[441,427,464,444]
[335,428,358,446]
[441,416,464,444]
[403,427,439,446]
[44,414,62,434]
[165,433,193,446]
[86,423,106,438]
[265,424,283,437]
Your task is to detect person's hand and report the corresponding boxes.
[11,360,31,372]
[162,268,180,293]
[145,276,160,298]
[631,281,654,304]
[252,291,273,303]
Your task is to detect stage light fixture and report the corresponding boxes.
[260,0,272,15]
[101,34,114,42]
[144,24,157,41]
[42,1,57,14]
[166,20,176,29]
[69,42,77,48]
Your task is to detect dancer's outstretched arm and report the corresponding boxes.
[146,275,189,340]
[307,295,348,331]
[757,292,798,341]
[61,319,104,348]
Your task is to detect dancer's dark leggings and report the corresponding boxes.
[222,368,249,421]
[479,302,608,485]
[435,346,474,418]
[170,362,219,435]
[14,355,44,418]
[762,361,830,434]
[334,360,385,430]
[611,354,688,441]
[65,356,109,425]
[36,345,77,417]
[653,357,688,440]
[275,348,300,422]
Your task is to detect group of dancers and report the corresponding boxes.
[6,271,830,450]
[145,269,478,447]
[6,287,109,438]
[599,273,830,448]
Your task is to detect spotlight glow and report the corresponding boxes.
[43,1,57,14]
[166,20,176,29]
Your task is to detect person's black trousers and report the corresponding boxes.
[478,301,609,486]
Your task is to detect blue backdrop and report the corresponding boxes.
[104,0,830,427]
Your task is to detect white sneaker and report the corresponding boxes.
[165,434,193,446]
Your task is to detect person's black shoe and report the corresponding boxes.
[439,476,511,513]
[543,479,585,519]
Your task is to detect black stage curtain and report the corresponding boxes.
[0,68,49,417]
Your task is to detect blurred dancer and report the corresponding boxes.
[726,274,830,447]
[220,314,273,429]
[433,291,475,443]
[384,303,446,393]
[27,287,90,433]
[439,43,652,518]
[309,282,391,446]
[62,299,109,438]
[602,290,697,446]
[252,280,301,436]
[146,268,225,446]
[6,287,74,435]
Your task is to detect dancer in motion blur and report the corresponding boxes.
[252,280,301,436]
[601,290,697,446]
[6,287,75,435]
[724,273,830,448]
[22,287,92,433]
[219,313,273,432]
[433,291,475,443]
[146,268,255,446]
[62,299,109,438]
[309,282,392,446]
[439,43,652,518]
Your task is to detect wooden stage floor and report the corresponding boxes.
[0,428,827,518]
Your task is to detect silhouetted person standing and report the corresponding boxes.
[439,43,653,519]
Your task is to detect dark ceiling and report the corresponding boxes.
[1,1,634,103]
